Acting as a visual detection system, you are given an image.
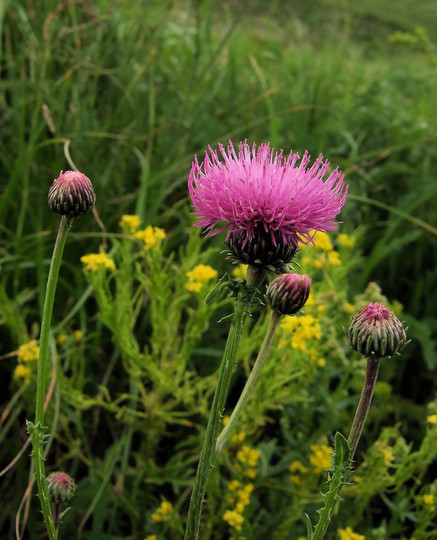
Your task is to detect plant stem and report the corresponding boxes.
[31,215,71,540]
[311,357,381,540]
[184,289,248,540]
[215,309,281,456]
[348,356,381,460]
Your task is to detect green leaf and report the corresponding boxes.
[333,431,350,469]
[205,274,232,304]
[305,513,313,539]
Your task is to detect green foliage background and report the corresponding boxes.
[0,0,436,538]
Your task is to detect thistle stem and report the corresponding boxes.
[184,290,248,540]
[311,356,381,540]
[215,309,281,456]
[348,356,381,460]
[31,215,71,540]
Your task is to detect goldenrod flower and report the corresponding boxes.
[17,340,40,363]
[81,253,115,272]
[185,264,217,293]
[151,500,173,523]
[327,250,341,266]
[145,535,157,540]
[232,264,248,280]
[338,526,365,540]
[423,494,435,506]
[57,334,67,345]
[74,330,83,342]
[426,414,437,425]
[135,226,166,250]
[312,231,333,252]
[119,214,141,233]
[223,509,244,531]
[309,443,332,473]
[337,233,355,248]
[14,364,32,384]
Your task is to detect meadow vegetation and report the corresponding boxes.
[1,0,436,538]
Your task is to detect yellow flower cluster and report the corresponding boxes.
[423,494,435,506]
[223,481,254,531]
[13,340,40,384]
[81,252,116,272]
[232,264,248,280]
[145,535,157,540]
[17,340,39,362]
[337,233,355,248]
[338,526,365,540]
[150,500,173,523]
[134,226,166,250]
[279,314,322,351]
[426,414,437,425]
[301,231,342,269]
[185,264,217,293]
[119,214,141,233]
[222,416,245,444]
[223,509,244,531]
[235,445,260,479]
[289,460,309,485]
[309,443,332,473]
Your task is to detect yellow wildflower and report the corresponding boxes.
[74,330,83,342]
[309,444,332,473]
[423,494,435,506]
[289,460,308,485]
[280,314,322,352]
[337,233,355,248]
[223,509,244,531]
[313,232,333,252]
[135,226,166,250]
[382,446,395,464]
[57,334,67,345]
[237,445,260,468]
[81,253,115,271]
[17,340,39,363]
[150,500,173,523]
[185,264,217,293]
[119,214,141,233]
[13,364,32,384]
[232,264,248,280]
[338,527,365,540]
[426,414,437,425]
[327,250,341,266]
[343,302,356,314]
[145,536,157,540]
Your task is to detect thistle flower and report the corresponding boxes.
[349,302,407,359]
[48,170,95,217]
[46,471,75,504]
[188,140,347,269]
[266,273,311,315]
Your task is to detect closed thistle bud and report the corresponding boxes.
[266,273,311,315]
[349,302,407,359]
[225,229,297,273]
[46,471,76,504]
[48,170,95,217]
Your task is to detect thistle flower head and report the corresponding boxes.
[349,302,407,359]
[188,141,347,267]
[266,273,311,315]
[46,471,76,504]
[48,170,95,217]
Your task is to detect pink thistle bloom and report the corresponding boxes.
[188,140,348,248]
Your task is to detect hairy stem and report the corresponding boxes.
[30,215,71,540]
[215,309,281,456]
[184,290,248,540]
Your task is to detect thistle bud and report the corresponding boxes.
[225,229,297,273]
[48,170,95,217]
[349,302,407,359]
[46,471,76,504]
[266,273,311,315]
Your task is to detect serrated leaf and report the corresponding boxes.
[334,432,350,468]
[305,513,313,539]
[205,274,231,304]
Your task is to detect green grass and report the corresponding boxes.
[1,0,437,538]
